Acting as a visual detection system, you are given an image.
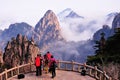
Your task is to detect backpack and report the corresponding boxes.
[35,57,41,67]
[51,61,57,68]
[81,69,86,76]
[18,74,25,79]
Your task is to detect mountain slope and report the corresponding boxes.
[66,11,84,18]
[58,8,84,19]
[35,10,64,50]
[93,13,119,41]
[93,25,111,41]
[0,30,2,38]
[1,22,37,41]
[112,13,120,28]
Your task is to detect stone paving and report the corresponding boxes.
[9,70,95,80]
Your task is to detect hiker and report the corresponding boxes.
[35,54,42,76]
[49,55,57,78]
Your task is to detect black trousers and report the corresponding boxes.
[51,68,56,78]
[36,66,42,76]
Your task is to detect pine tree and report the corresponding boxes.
[94,32,106,55]
[104,28,120,63]
[87,28,120,64]
[87,32,106,65]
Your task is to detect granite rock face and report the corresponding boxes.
[93,25,111,41]
[35,10,64,50]
[3,34,40,68]
[112,13,120,28]
[0,50,3,64]
[93,13,120,41]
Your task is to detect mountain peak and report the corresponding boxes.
[62,8,72,13]
[58,8,84,19]
[1,22,35,41]
[66,11,84,18]
[35,10,61,34]
[107,12,118,17]
[35,10,64,49]
[58,8,73,18]
[9,22,32,29]
[46,10,53,13]
[44,10,55,17]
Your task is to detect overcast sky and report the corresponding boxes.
[0,0,120,30]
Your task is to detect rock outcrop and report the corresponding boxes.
[93,25,111,41]
[0,50,3,64]
[93,13,120,41]
[112,13,120,28]
[35,10,64,50]
[3,34,40,68]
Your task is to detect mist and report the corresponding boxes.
[59,15,114,42]
[44,40,95,63]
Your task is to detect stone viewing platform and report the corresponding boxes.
[9,70,95,80]
[0,60,112,80]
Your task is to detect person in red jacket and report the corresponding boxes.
[46,51,52,60]
[35,54,42,76]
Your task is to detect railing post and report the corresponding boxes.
[11,70,13,77]
[0,75,2,80]
[72,60,74,71]
[89,69,92,76]
[17,65,19,75]
[99,73,102,80]
[30,62,32,72]
[83,63,87,70]
[65,63,67,70]
[103,71,107,80]
[94,66,98,79]
[5,68,7,80]
[78,65,81,72]
[57,60,60,69]
[109,77,112,80]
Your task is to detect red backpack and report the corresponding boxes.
[35,57,41,67]
[46,53,51,60]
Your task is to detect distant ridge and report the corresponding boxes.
[58,8,84,19]
[66,11,84,18]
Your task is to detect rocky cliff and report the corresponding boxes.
[35,10,64,50]
[93,13,120,41]
[3,34,40,68]
[93,25,111,41]
[0,50,3,64]
[112,13,120,28]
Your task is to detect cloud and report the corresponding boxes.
[59,15,114,42]
[46,40,95,63]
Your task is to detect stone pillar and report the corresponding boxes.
[57,60,60,69]
[94,66,98,79]
[72,60,74,71]
[5,68,7,80]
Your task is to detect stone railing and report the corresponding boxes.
[0,63,35,80]
[57,60,112,80]
[0,60,112,80]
